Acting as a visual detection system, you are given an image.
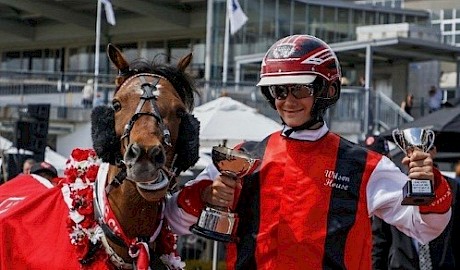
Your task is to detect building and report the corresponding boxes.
[0,0,459,156]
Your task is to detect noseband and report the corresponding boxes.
[119,73,172,148]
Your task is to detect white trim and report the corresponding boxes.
[257,74,316,86]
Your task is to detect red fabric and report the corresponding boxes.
[226,132,379,270]
[0,174,53,212]
[419,167,452,214]
[177,180,212,217]
[0,186,110,269]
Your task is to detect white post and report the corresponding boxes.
[222,0,230,86]
[93,0,102,106]
[204,0,214,103]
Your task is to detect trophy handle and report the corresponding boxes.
[392,129,406,155]
[425,130,435,152]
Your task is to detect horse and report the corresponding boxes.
[0,44,200,270]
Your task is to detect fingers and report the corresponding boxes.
[402,150,434,181]
[203,175,239,207]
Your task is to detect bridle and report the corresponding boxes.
[119,73,172,148]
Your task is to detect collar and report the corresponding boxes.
[281,122,329,141]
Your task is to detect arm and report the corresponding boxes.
[367,153,452,244]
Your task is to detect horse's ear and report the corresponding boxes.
[107,43,130,87]
[177,53,193,73]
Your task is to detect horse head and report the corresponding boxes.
[89,44,199,267]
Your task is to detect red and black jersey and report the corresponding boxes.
[227,131,382,270]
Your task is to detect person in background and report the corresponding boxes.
[0,161,59,208]
[401,93,414,116]
[81,78,94,109]
[166,35,452,270]
[372,145,459,270]
[428,85,442,113]
[22,158,36,175]
[454,161,460,183]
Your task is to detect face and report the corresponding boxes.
[271,85,315,127]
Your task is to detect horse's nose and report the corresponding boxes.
[125,143,165,166]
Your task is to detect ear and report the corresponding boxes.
[177,53,193,72]
[107,43,130,87]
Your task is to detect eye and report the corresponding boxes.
[112,100,121,112]
[176,108,186,118]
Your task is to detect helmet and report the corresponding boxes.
[258,35,341,119]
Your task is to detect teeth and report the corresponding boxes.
[136,171,169,191]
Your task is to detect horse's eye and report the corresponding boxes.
[112,101,121,112]
[177,109,186,118]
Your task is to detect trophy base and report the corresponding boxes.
[190,206,238,242]
[401,179,435,205]
[190,224,236,242]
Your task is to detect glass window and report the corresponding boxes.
[443,9,453,20]
[278,0,291,37]
[456,23,460,31]
[307,5,321,37]
[292,1,307,34]
[143,41,167,63]
[443,34,453,44]
[1,51,23,70]
[444,23,452,32]
[455,34,460,45]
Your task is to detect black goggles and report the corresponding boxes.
[268,84,315,100]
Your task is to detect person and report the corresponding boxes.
[81,78,94,109]
[167,35,452,269]
[401,93,414,116]
[427,85,442,113]
[22,158,36,174]
[0,161,59,207]
[454,161,460,183]
[372,146,460,270]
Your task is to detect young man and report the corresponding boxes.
[166,35,452,270]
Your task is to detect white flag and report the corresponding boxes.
[228,0,248,35]
[101,0,116,26]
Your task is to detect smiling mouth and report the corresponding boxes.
[136,170,169,191]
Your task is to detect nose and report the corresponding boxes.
[124,143,165,167]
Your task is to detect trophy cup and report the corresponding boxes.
[392,128,436,205]
[190,146,260,242]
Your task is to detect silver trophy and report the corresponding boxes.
[190,146,260,242]
[392,128,436,205]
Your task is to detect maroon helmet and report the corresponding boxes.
[258,35,341,119]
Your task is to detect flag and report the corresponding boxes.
[228,0,248,35]
[101,0,116,26]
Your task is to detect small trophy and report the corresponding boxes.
[190,146,260,242]
[392,128,436,205]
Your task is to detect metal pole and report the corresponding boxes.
[204,0,214,103]
[364,44,373,135]
[93,0,102,107]
[222,0,230,86]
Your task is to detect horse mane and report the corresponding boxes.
[118,58,198,111]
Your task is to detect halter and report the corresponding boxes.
[119,73,172,148]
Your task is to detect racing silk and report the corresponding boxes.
[227,130,377,270]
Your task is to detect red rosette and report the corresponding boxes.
[86,165,100,182]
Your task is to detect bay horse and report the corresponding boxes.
[0,44,200,270]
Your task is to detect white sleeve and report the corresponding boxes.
[367,156,451,244]
[164,164,221,235]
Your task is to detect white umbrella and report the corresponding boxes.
[194,97,281,147]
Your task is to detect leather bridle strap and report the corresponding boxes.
[119,74,172,148]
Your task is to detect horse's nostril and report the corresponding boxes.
[148,146,165,165]
[125,143,142,161]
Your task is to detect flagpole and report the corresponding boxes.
[93,0,102,107]
[204,0,213,104]
[222,0,230,87]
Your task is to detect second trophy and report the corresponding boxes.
[190,146,260,242]
[392,127,436,205]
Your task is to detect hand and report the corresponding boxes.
[401,149,434,181]
[202,174,242,208]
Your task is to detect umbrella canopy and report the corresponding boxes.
[193,97,282,146]
[380,106,460,153]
